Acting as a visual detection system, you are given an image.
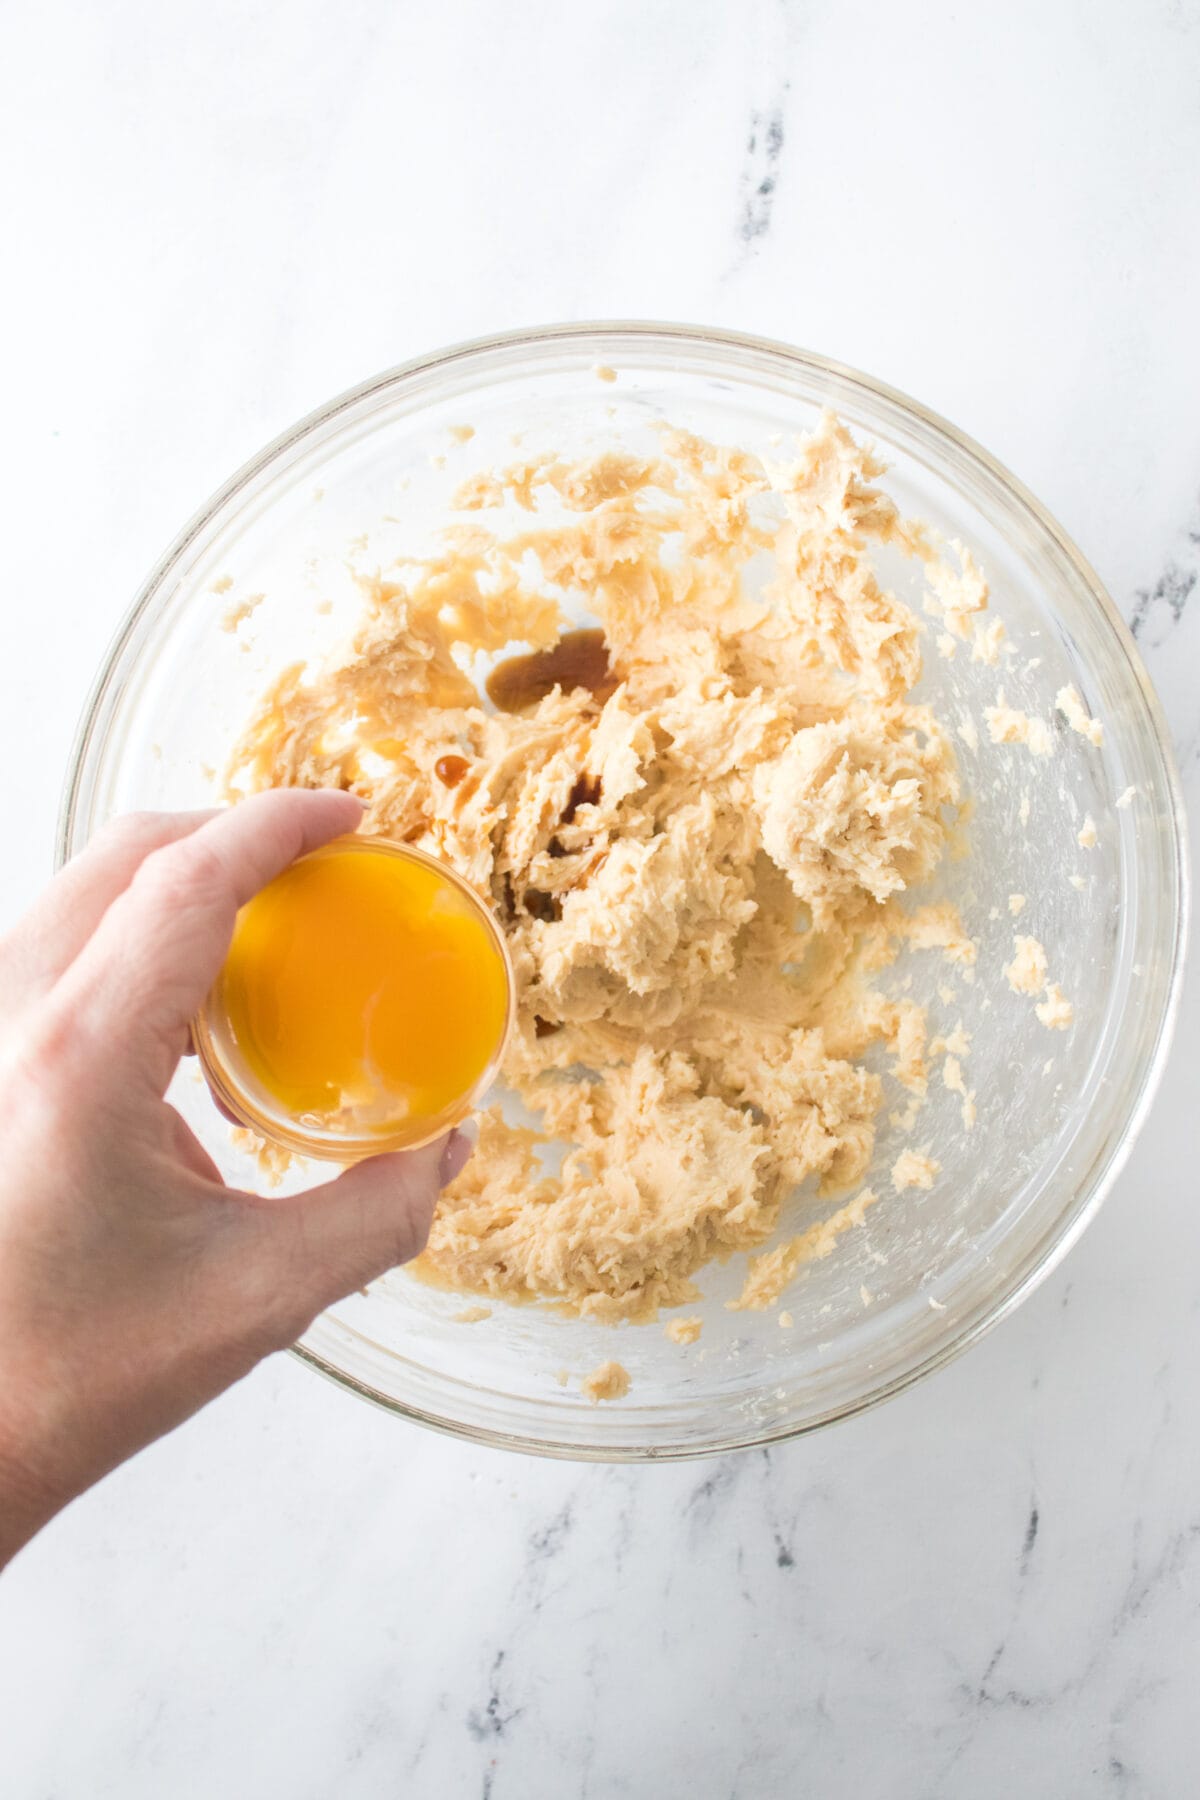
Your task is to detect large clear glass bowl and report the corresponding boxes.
[59,324,1188,1460]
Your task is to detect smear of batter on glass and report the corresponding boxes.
[664,1315,703,1345]
[1006,935,1049,996]
[731,1187,879,1310]
[984,693,1054,756]
[1056,684,1104,747]
[582,1359,631,1402]
[1036,984,1074,1031]
[1005,932,1075,1031]
[891,1150,939,1193]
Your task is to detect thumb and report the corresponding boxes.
[259,1125,478,1329]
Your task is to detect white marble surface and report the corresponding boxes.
[1,2,1198,1794]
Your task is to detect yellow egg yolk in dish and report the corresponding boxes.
[213,840,508,1130]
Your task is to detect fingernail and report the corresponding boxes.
[439,1120,478,1187]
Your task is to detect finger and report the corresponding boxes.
[51,788,363,1090]
[255,1134,460,1329]
[439,1119,478,1186]
[165,1105,225,1183]
[1,810,218,1000]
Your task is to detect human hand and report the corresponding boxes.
[0,791,474,1569]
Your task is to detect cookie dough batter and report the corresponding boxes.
[582,1360,631,1402]
[227,413,979,1321]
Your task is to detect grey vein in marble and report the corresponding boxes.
[1129,549,1197,644]
[737,96,788,250]
[1122,484,1200,769]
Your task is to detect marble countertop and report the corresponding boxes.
[1,2,1198,1794]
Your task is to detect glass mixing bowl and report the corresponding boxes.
[60,324,1188,1460]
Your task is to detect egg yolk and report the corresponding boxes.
[214,841,509,1131]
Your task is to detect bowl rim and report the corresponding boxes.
[58,320,1191,1461]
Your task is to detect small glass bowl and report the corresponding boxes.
[192,837,513,1161]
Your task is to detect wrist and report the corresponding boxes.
[0,1409,75,1572]
[0,1332,86,1571]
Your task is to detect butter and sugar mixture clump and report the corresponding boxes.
[228,412,984,1320]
